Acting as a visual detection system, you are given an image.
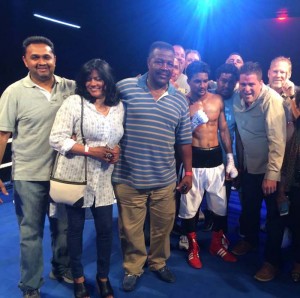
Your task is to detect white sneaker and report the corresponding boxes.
[179,235,189,250]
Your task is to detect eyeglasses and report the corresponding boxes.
[153,59,174,70]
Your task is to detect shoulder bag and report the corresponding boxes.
[49,97,87,206]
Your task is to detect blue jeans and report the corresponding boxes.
[14,180,70,292]
[66,203,113,279]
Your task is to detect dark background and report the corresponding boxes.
[1,0,300,182]
[1,0,300,93]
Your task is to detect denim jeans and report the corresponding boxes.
[14,180,70,292]
[240,172,285,267]
[66,203,113,279]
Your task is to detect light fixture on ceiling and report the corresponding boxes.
[33,13,81,29]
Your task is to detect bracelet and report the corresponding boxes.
[84,144,89,155]
[185,171,193,176]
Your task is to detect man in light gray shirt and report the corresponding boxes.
[232,62,286,282]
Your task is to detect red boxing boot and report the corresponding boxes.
[187,232,202,269]
[209,230,237,262]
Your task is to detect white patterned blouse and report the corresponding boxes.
[49,94,124,207]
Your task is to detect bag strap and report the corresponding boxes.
[50,97,87,182]
[81,97,87,182]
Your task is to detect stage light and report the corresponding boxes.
[195,0,220,11]
[33,13,81,29]
[276,8,288,22]
[187,0,220,22]
[203,0,219,7]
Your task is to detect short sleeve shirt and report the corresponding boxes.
[112,73,192,189]
[0,74,75,180]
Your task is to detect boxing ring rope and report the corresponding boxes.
[0,138,12,170]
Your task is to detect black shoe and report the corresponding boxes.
[96,275,114,298]
[154,266,176,283]
[23,289,40,298]
[74,282,90,298]
[49,268,74,284]
[122,274,139,292]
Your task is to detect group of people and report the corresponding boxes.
[0,35,299,298]
[171,44,300,284]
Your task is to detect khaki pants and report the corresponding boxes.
[114,183,176,275]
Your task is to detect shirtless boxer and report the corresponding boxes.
[179,61,238,269]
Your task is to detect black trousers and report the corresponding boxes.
[66,203,113,279]
[240,171,285,267]
[288,186,300,263]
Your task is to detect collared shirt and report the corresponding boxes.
[112,73,192,189]
[233,84,286,181]
[267,83,297,123]
[50,95,124,207]
[0,74,75,180]
[176,73,190,95]
[34,83,52,101]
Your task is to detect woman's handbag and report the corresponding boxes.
[49,97,87,206]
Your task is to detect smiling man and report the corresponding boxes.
[233,62,286,282]
[268,56,300,138]
[113,41,192,291]
[0,36,75,297]
[268,56,293,95]
[173,44,190,94]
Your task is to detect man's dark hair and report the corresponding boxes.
[148,41,174,58]
[215,63,239,82]
[186,61,210,80]
[240,62,262,81]
[75,58,120,106]
[185,49,201,60]
[227,52,243,58]
[22,36,55,55]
